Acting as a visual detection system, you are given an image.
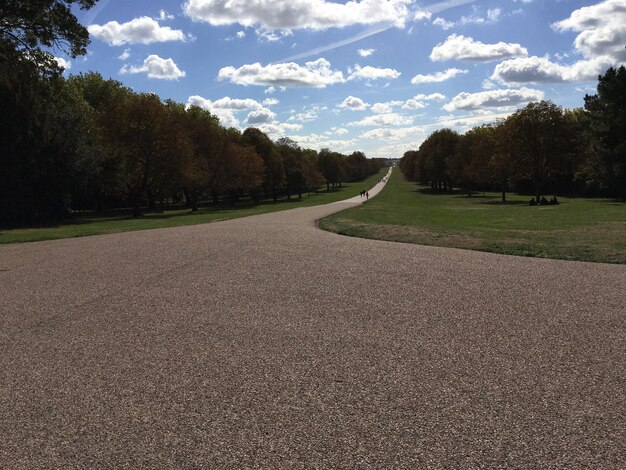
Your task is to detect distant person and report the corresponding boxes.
[529,198,536,206]
[551,196,559,205]
[540,196,548,205]
[366,192,369,200]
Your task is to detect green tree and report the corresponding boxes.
[504,100,578,200]
[0,0,98,225]
[490,121,514,202]
[277,137,306,199]
[449,125,496,195]
[420,129,459,191]
[584,66,626,198]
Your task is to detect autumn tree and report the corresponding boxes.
[243,128,284,201]
[100,93,178,216]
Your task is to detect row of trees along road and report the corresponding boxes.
[400,66,626,202]
[0,1,385,226]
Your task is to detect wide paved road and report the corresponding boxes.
[1,174,624,468]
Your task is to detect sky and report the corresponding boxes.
[58,0,626,159]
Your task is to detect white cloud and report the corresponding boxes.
[332,127,349,136]
[368,93,445,114]
[443,87,544,112]
[183,0,412,30]
[371,101,404,113]
[360,126,425,141]
[157,10,175,21]
[340,96,369,110]
[358,48,375,57]
[350,113,413,127]
[435,112,514,131]
[410,68,467,84]
[552,0,626,63]
[120,55,186,80]
[430,34,528,62]
[288,109,320,122]
[369,93,446,114]
[258,122,303,136]
[236,30,246,39]
[493,1,626,85]
[414,10,432,21]
[262,98,279,106]
[54,57,71,70]
[264,87,276,94]
[432,17,454,30]
[347,64,401,81]
[255,28,292,42]
[218,58,345,87]
[432,7,502,30]
[117,48,130,60]
[491,55,614,84]
[413,93,446,102]
[287,133,358,152]
[246,107,276,125]
[187,95,240,128]
[210,97,263,110]
[88,17,186,45]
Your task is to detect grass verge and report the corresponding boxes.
[319,170,626,264]
[0,169,387,244]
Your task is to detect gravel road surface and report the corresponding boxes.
[1,171,624,468]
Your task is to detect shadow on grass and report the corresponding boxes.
[479,200,530,206]
[415,188,467,196]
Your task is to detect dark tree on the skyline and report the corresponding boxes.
[585,66,626,199]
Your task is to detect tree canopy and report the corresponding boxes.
[401,68,626,201]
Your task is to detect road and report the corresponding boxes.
[1,171,624,468]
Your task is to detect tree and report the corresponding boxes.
[400,150,420,182]
[504,100,578,200]
[419,129,459,191]
[0,1,96,54]
[181,105,222,210]
[243,128,284,201]
[0,0,98,225]
[301,148,324,192]
[584,66,626,198]
[449,125,496,195]
[490,121,514,202]
[277,137,305,199]
[100,93,179,216]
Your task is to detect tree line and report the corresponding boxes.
[400,66,626,202]
[1,2,385,226]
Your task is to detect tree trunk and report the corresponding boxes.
[190,190,198,212]
[147,189,156,212]
[534,181,541,203]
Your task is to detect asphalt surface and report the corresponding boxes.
[1,170,624,468]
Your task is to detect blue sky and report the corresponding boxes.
[59,0,626,158]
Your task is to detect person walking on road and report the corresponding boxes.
[366,192,369,200]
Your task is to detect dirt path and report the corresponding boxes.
[1,169,624,468]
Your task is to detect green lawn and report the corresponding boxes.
[319,169,626,264]
[0,169,387,244]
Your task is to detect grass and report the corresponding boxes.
[319,169,626,264]
[0,169,387,244]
